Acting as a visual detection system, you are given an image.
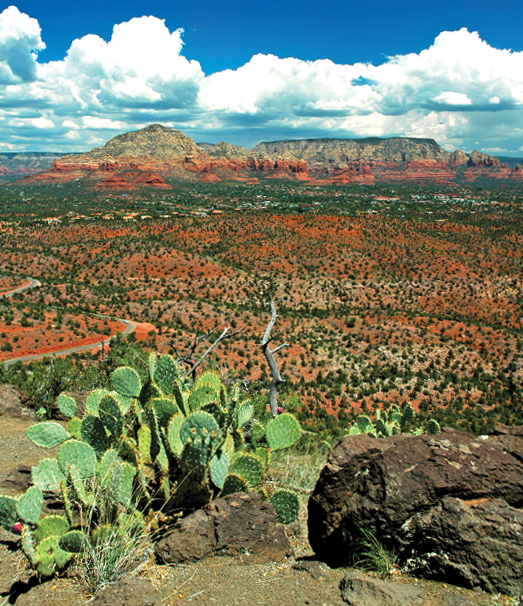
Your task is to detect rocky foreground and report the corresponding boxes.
[0,385,520,605]
[21,124,523,189]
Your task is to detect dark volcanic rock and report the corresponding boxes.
[401,496,523,595]
[308,429,523,594]
[339,571,478,606]
[0,384,35,418]
[155,491,292,564]
[339,571,424,606]
[0,464,32,493]
[92,577,161,606]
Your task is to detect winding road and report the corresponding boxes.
[1,278,137,369]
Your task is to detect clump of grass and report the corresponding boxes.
[72,515,153,595]
[352,527,399,577]
[269,441,330,496]
[67,471,154,595]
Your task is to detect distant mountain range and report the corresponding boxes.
[12,125,523,189]
[0,153,66,182]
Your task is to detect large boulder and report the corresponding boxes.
[308,428,523,594]
[155,491,292,564]
[0,384,35,418]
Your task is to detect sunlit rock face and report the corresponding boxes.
[20,125,522,189]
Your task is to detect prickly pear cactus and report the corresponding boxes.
[16,352,305,579]
[111,366,142,398]
[16,486,43,525]
[57,394,76,418]
[425,418,441,435]
[154,354,180,395]
[229,452,264,487]
[26,422,71,449]
[265,413,301,450]
[270,489,300,524]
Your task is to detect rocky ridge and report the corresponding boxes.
[0,152,65,182]
[20,124,523,189]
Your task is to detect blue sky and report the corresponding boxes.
[2,1,523,155]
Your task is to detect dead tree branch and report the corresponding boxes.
[261,301,289,416]
[169,322,245,381]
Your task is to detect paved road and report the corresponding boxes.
[0,278,41,298]
[1,278,138,369]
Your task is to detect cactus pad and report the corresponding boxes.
[229,452,264,487]
[111,366,142,398]
[99,394,123,438]
[250,421,266,445]
[265,413,301,450]
[237,402,254,428]
[0,495,18,532]
[357,414,372,431]
[85,388,109,415]
[68,464,90,508]
[16,486,43,525]
[32,459,66,493]
[201,401,228,428]
[97,449,121,485]
[137,424,152,463]
[81,414,108,454]
[26,422,71,449]
[220,473,249,497]
[270,489,300,524]
[140,381,164,404]
[196,371,222,393]
[112,462,136,506]
[58,440,97,479]
[180,411,220,447]
[425,418,441,434]
[35,536,72,576]
[402,403,415,426]
[57,393,76,418]
[68,417,82,440]
[232,427,245,451]
[154,354,180,395]
[254,447,271,471]
[32,515,70,544]
[148,351,158,382]
[167,413,185,456]
[110,391,133,415]
[22,528,37,565]
[210,448,229,490]
[171,380,186,415]
[59,529,86,553]
[188,384,219,412]
[151,397,180,428]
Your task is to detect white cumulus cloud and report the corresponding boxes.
[0,5,44,83]
[1,8,523,155]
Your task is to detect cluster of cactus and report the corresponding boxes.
[346,403,440,438]
[0,353,302,576]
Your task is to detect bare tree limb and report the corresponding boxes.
[261,301,289,416]
[169,322,245,381]
[188,326,245,378]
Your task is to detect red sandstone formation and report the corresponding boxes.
[18,124,523,189]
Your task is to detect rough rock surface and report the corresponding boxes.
[20,125,521,189]
[340,571,424,606]
[339,571,479,606]
[0,385,35,419]
[308,428,523,594]
[92,577,161,606]
[401,496,523,595]
[0,464,32,493]
[155,491,292,564]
